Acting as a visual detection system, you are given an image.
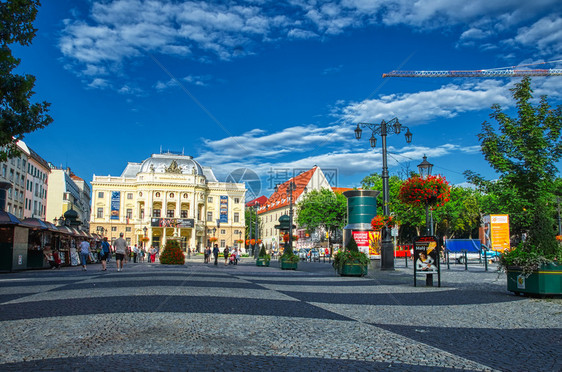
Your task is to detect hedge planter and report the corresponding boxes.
[280,259,298,270]
[507,263,562,296]
[256,258,270,267]
[337,261,368,277]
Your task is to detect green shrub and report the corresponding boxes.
[159,240,185,265]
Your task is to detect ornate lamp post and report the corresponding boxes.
[286,181,297,252]
[355,117,412,270]
[143,226,148,249]
[254,202,260,258]
[417,155,434,235]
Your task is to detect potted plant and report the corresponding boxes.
[333,235,369,276]
[256,245,270,267]
[279,234,299,270]
[159,239,185,265]
[498,205,562,295]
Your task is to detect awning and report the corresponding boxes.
[0,211,22,226]
[21,218,49,230]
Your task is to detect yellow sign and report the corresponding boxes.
[486,214,510,251]
[368,231,381,257]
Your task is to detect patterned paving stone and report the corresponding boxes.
[0,259,559,371]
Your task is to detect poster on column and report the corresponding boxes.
[351,231,376,257]
[219,196,228,223]
[110,191,120,220]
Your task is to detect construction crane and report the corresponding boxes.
[383,60,562,78]
[383,69,562,78]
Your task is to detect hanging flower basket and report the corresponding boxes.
[371,215,394,231]
[140,237,150,243]
[209,237,218,243]
[235,239,244,244]
[250,239,256,245]
[398,175,451,207]
[283,233,298,242]
[246,239,250,245]
[257,239,262,244]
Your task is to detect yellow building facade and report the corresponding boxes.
[90,152,246,251]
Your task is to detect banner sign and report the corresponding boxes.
[219,195,228,223]
[413,236,441,287]
[110,191,120,220]
[483,214,510,252]
[351,230,380,258]
[151,218,195,228]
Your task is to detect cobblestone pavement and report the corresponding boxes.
[0,257,560,371]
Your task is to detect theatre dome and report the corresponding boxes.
[139,153,204,175]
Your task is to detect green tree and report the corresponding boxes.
[473,77,562,255]
[1,0,52,161]
[296,188,347,247]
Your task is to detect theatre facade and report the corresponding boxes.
[90,152,246,252]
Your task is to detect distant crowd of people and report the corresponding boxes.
[204,244,240,266]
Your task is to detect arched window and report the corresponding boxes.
[155,192,160,197]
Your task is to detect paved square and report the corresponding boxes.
[0,259,560,371]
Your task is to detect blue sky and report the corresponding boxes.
[15,0,562,197]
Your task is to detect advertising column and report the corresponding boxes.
[343,190,380,259]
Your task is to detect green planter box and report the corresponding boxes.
[507,263,562,296]
[338,262,368,277]
[256,258,270,267]
[280,259,298,270]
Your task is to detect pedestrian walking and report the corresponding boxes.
[150,246,157,263]
[100,237,110,271]
[213,244,219,266]
[79,239,90,271]
[133,244,139,263]
[223,246,229,266]
[113,233,127,272]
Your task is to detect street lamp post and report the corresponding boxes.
[143,226,148,250]
[417,155,434,236]
[355,117,412,270]
[254,202,260,258]
[286,181,296,252]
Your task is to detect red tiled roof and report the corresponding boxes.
[246,195,268,207]
[332,187,356,194]
[258,167,317,214]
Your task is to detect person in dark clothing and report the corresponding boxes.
[213,244,219,266]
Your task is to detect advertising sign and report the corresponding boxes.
[413,236,441,287]
[110,191,120,220]
[219,195,228,223]
[368,231,381,258]
[352,230,380,258]
[482,214,510,252]
[151,218,195,228]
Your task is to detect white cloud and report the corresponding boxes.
[59,0,562,89]
[340,80,513,124]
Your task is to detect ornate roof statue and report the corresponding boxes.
[166,160,182,174]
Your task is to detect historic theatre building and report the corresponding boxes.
[90,152,246,252]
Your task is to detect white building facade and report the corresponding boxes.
[90,152,246,251]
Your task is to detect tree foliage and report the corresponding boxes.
[296,188,347,235]
[0,0,52,161]
[474,77,562,256]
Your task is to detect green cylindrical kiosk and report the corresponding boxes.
[343,190,380,257]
